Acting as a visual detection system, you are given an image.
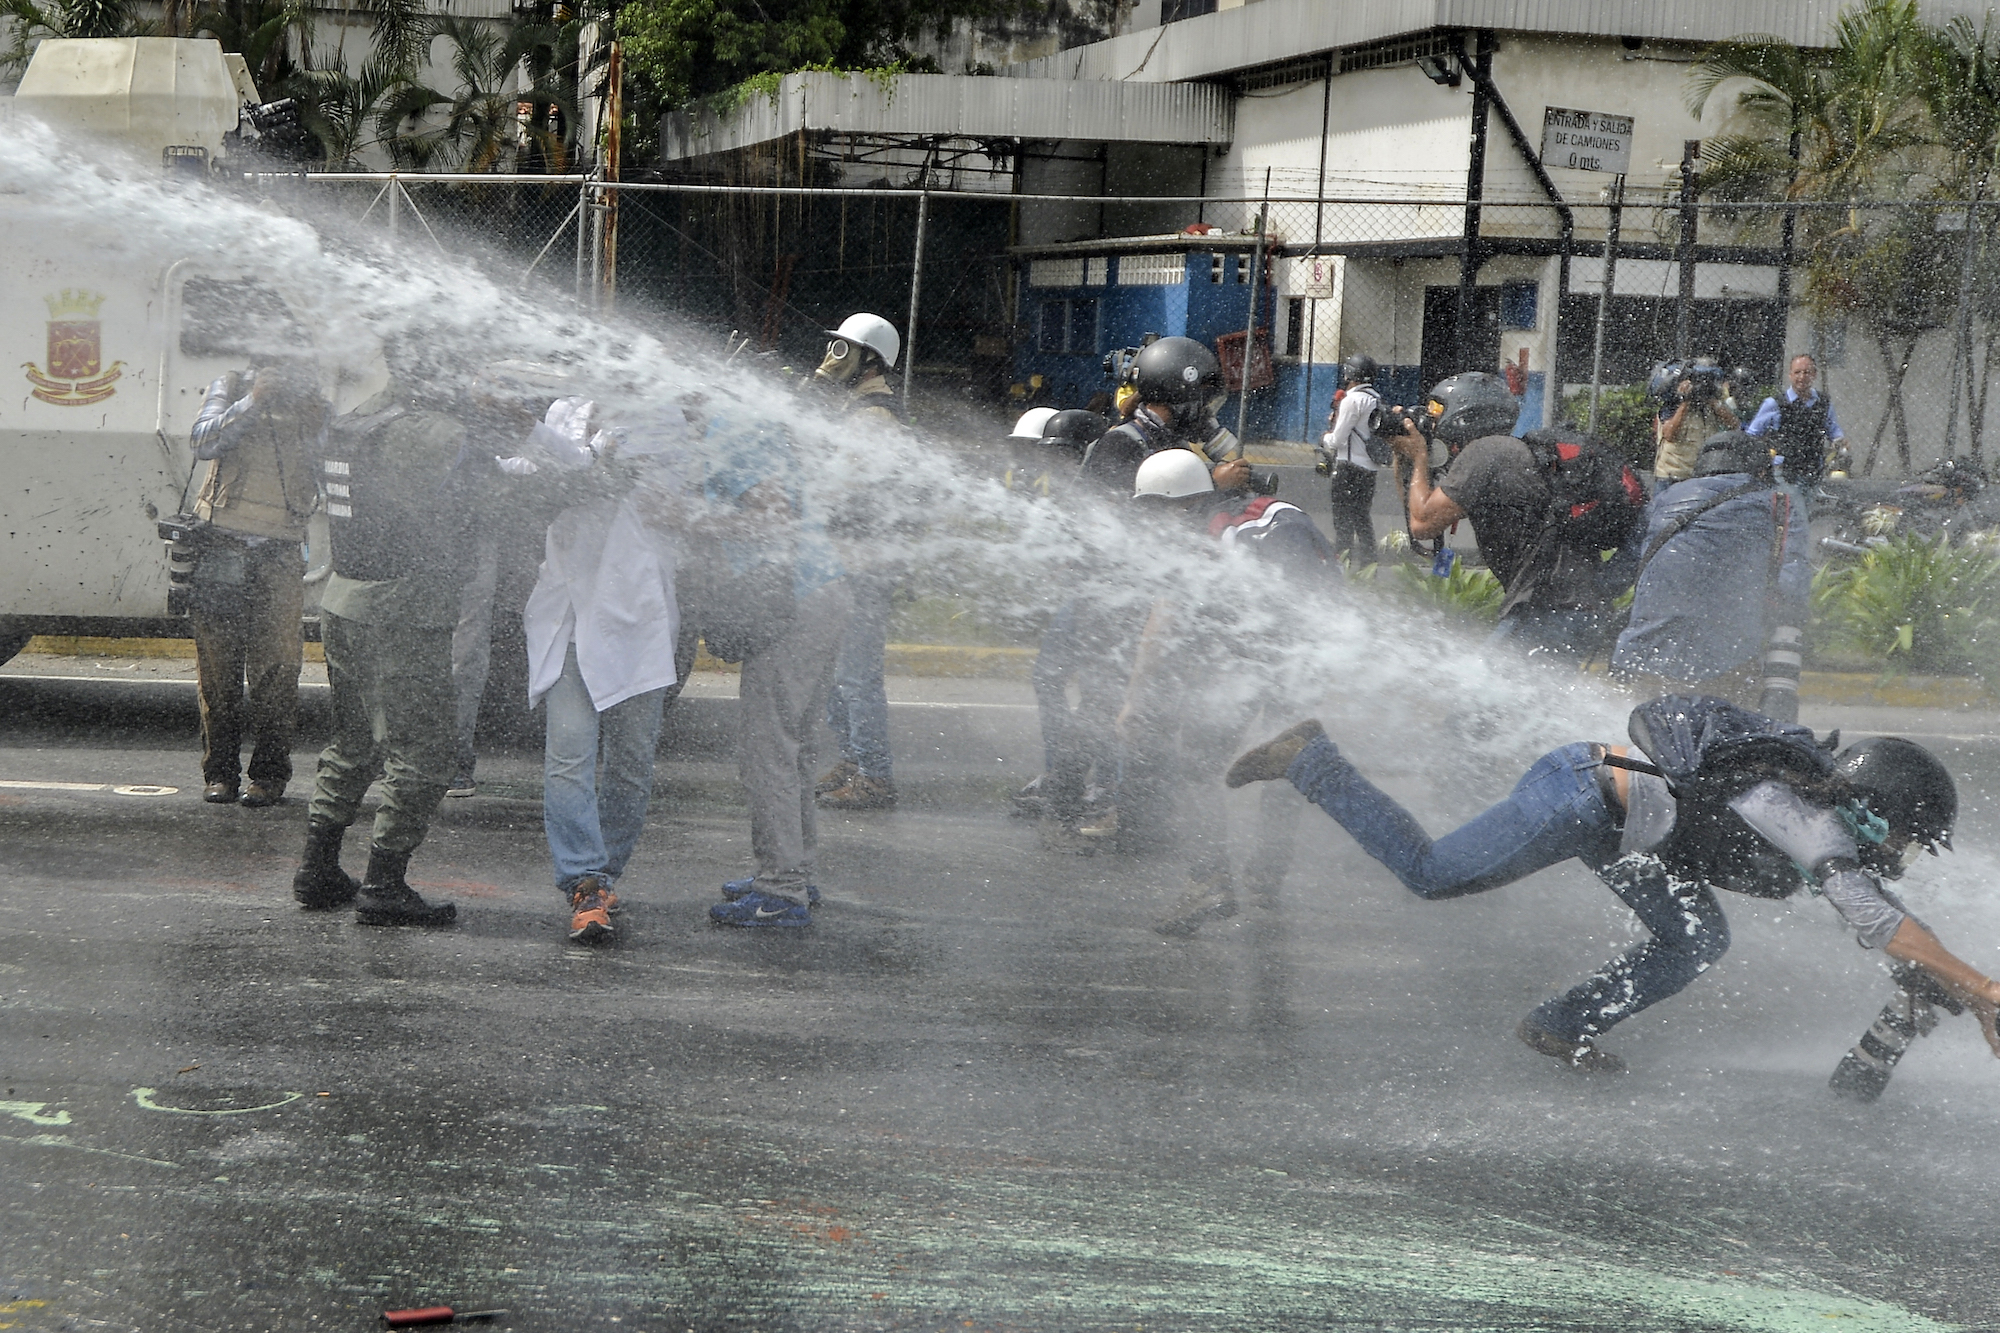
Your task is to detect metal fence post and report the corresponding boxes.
[904,189,929,413]
[575,179,590,304]
[1587,174,1624,433]
[1675,140,1699,361]
[1236,166,1271,445]
[388,173,400,239]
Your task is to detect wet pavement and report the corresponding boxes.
[3,661,2000,1332]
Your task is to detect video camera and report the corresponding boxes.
[1102,345,1142,385]
[1828,961,1967,1102]
[1648,358,1743,411]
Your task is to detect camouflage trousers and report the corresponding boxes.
[307,612,455,855]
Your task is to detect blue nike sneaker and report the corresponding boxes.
[721,877,820,907]
[709,889,813,928]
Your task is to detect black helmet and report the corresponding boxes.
[1341,353,1379,387]
[1836,737,1957,860]
[1039,409,1108,453]
[1134,336,1225,416]
[1694,429,1773,478]
[1425,372,1519,447]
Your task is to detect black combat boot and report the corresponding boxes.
[352,847,456,928]
[292,821,359,910]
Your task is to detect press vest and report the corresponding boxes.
[1775,394,1833,484]
[194,407,320,541]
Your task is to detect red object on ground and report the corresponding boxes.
[384,1309,457,1327]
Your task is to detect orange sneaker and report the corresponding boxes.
[568,876,615,945]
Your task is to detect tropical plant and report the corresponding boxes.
[374,16,574,172]
[1810,531,2000,672]
[1688,0,1942,474]
[1559,384,1656,470]
[3,0,139,79]
[1349,556,1505,623]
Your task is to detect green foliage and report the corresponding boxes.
[1810,533,2000,672]
[1349,557,1505,623]
[375,16,574,172]
[616,0,1018,110]
[1559,385,1656,470]
[3,0,139,79]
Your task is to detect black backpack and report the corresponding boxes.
[1619,695,1848,898]
[1495,429,1647,619]
[1522,428,1647,552]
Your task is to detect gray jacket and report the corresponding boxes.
[1611,474,1809,681]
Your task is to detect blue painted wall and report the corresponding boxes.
[1013,251,1275,414]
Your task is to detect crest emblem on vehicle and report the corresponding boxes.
[24,290,124,407]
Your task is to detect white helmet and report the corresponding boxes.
[1009,407,1059,440]
[828,312,900,368]
[1133,448,1215,500]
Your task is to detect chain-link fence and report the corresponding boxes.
[247,173,2000,477]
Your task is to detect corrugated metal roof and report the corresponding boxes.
[661,71,1233,162]
[1006,0,1997,83]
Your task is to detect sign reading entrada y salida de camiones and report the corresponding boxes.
[1539,107,1634,175]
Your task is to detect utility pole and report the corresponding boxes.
[1675,138,1700,360]
[1587,174,1625,433]
[1236,166,1271,445]
[1455,31,1494,374]
[600,37,622,311]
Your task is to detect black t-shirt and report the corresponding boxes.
[1436,434,1548,591]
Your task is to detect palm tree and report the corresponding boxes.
[1687,0,1936,472]
[1915,14,2000,463]
[3,0,139,79]
[375,16,575,172]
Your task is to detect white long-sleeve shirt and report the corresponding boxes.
[1321,384,1383,470]
[523,493,680,711]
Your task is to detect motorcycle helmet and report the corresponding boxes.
[1133,336,1226,426]
[1340,353,1379,388]
[1039,409,1108,454]
[1425,372,1519,448]
[1836,736,1957,870]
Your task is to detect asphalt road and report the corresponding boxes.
[3,661,2000,1333]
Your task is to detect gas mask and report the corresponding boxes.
[815,338,864,387]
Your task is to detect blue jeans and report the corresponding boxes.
[1287,737,1730,1041]
[543,645,667,895]
[826,575,893,781]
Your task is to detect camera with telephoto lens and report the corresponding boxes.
[1203,423,1281,496]
[1102,346,1142,385]
[158,513,210,617]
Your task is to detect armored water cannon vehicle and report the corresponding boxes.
[0,37,372,663]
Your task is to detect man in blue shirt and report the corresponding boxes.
[1745,353,1846,485]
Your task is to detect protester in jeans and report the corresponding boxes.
[688,415,851,928]
[1611,430,1807,708]
[1224,700,2000,1076]
[814,313,906,811]
[520,396,686,945]
[186,363,325,806]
